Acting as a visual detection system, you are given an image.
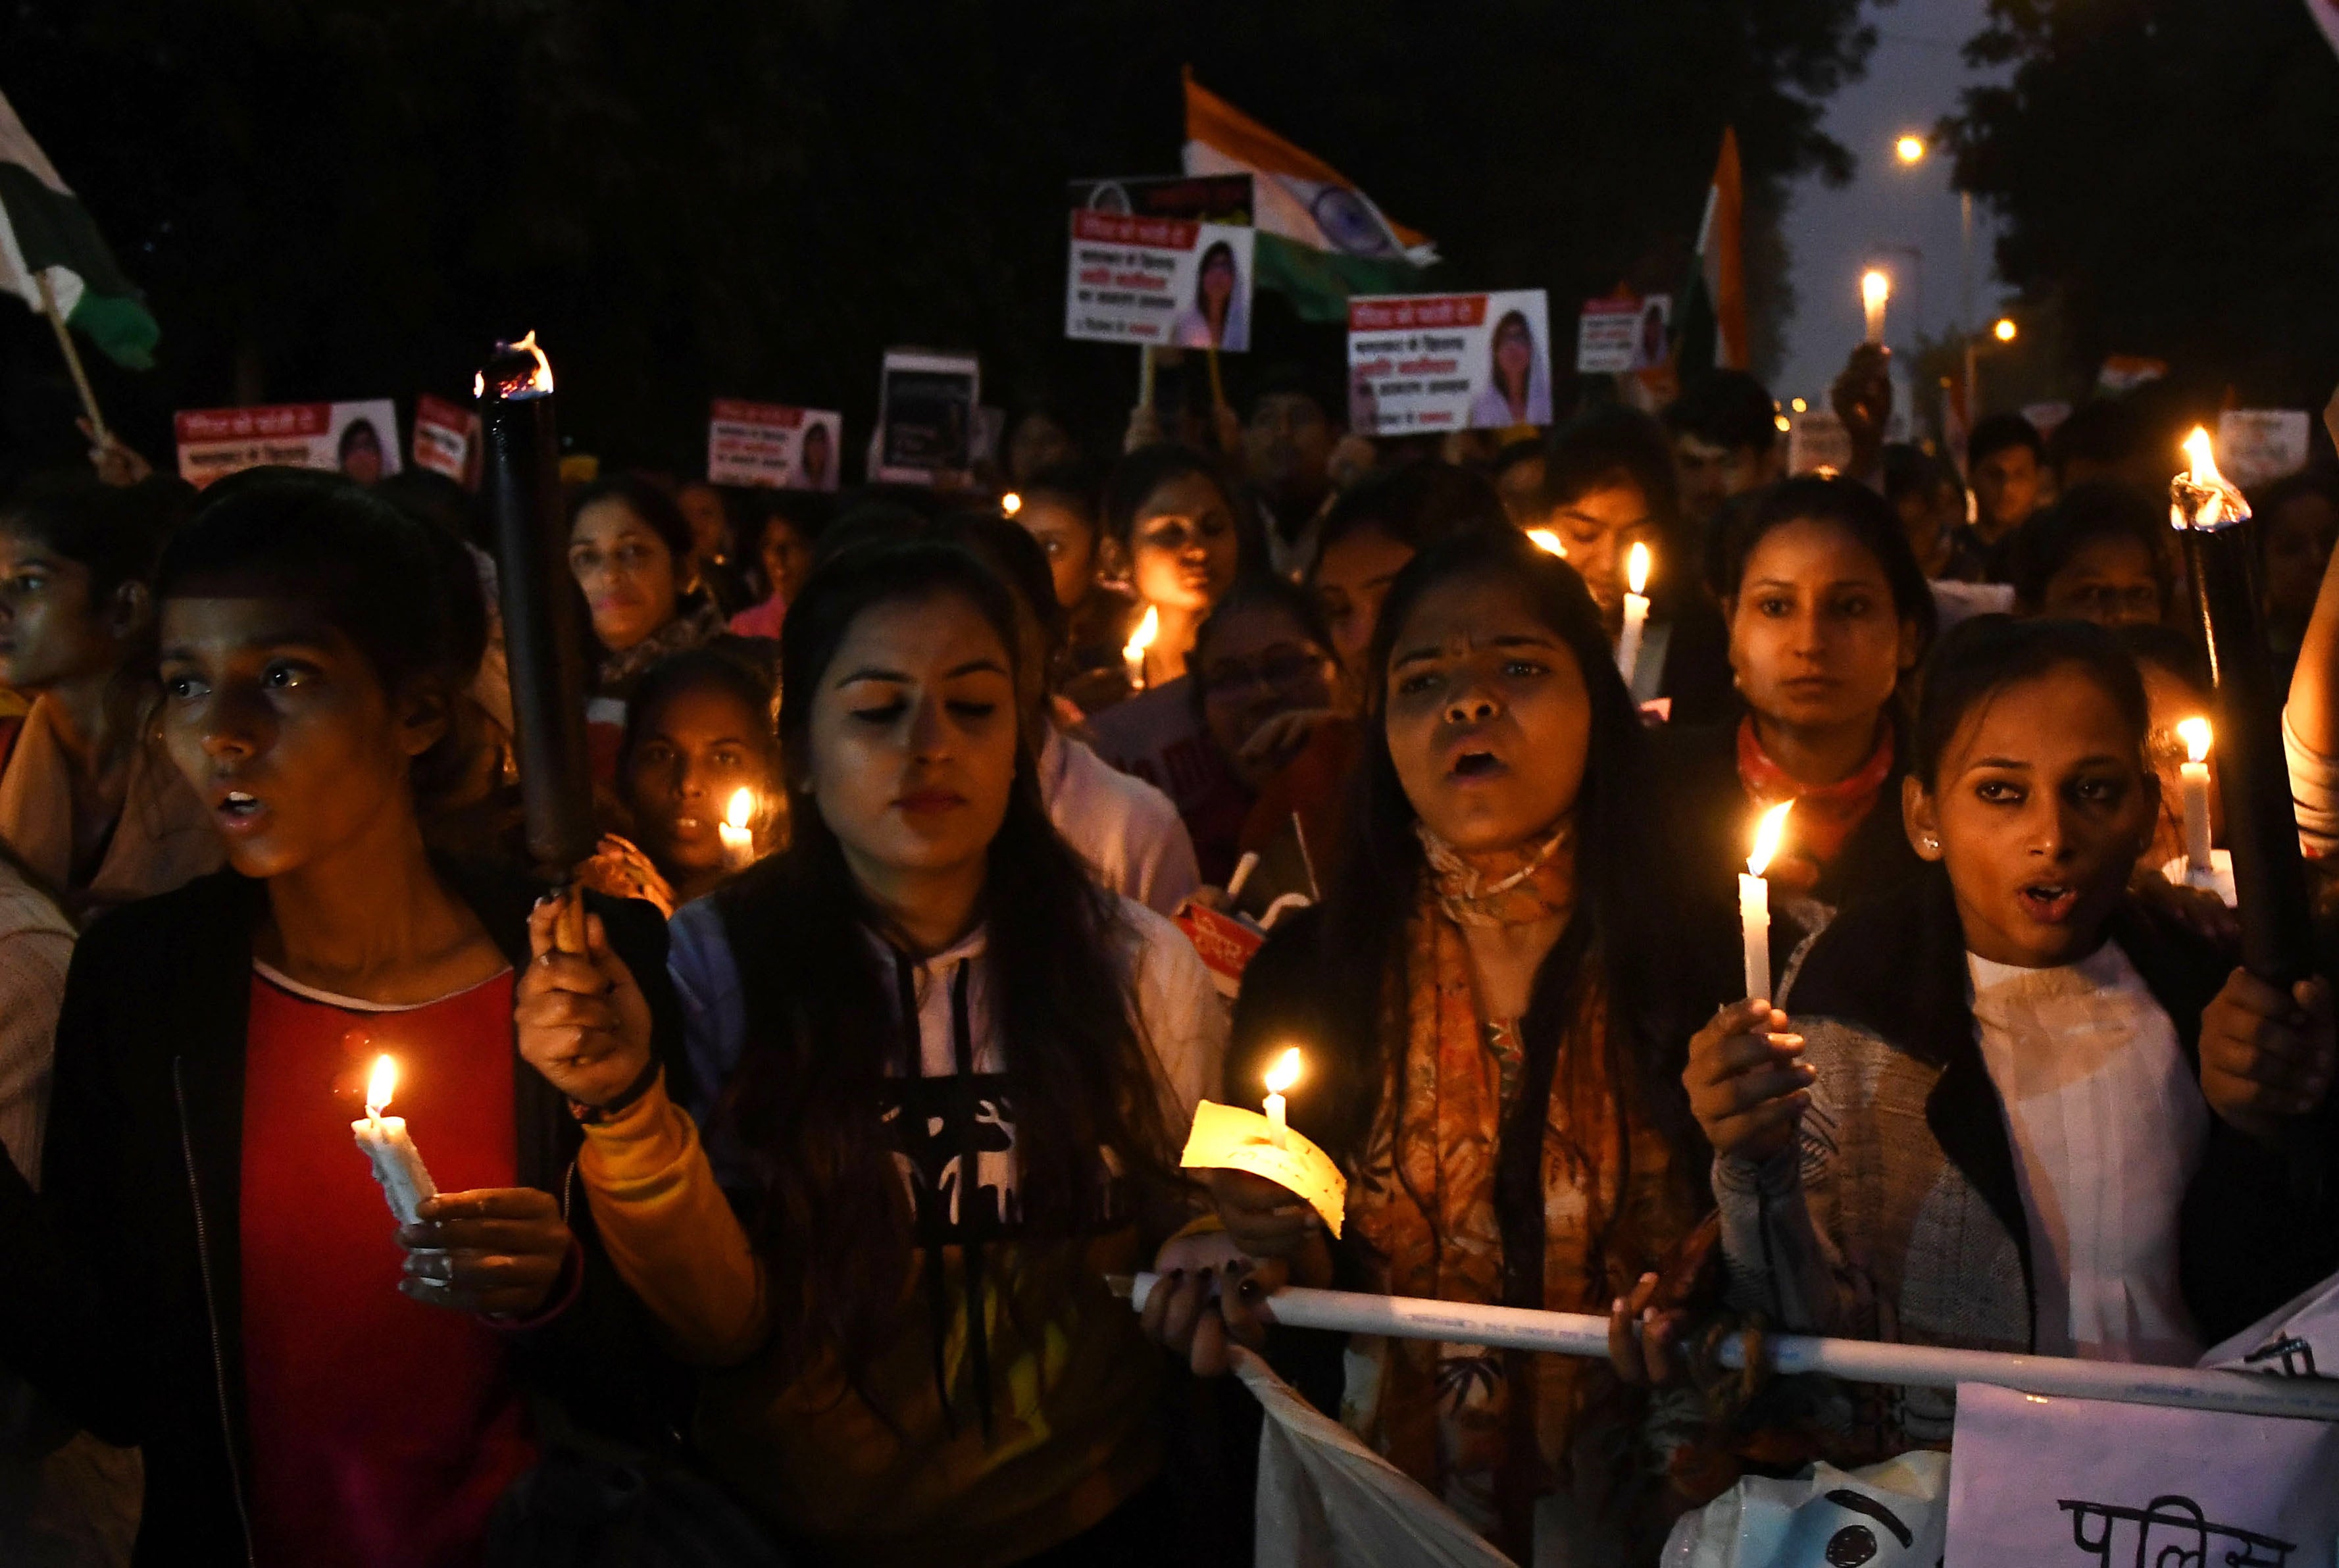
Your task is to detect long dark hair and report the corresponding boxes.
[1295,530,1702,1286]
[715,537,1180,1389]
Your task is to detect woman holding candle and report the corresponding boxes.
[1654,476,1936,952]
[1146,530,1715,1560]
[514,536,1227,1565]
[0,470,684,1564]
[1682,615,2339,1448]
[580,646,784,916]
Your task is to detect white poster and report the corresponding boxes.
[411,392,479,490]
[873,349,980,486]
[1787,409,1853,476]
[174,399,403,490]
[1576,295,1670,375]
[1944,1381,2339,1567]
[707,399,842,492]
[2218,409,2313,492]
[1347,290,1552,436]
[1066,209,1254,351]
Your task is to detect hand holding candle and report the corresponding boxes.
[351,1049,437,1227]
[1123,604,1159,692]
[720,787,757,873]
[1616,542,1652,688]
[1740,802,1793,1004]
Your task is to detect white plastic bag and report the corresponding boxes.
[1658,1450,1948,1568]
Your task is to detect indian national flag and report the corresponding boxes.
[0,91,159,370]
[1672,128,1749,376]
[1182,67,1436,322]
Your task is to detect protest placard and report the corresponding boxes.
[1576,295,1672,376]
[1786,409,1853,476]
[1347,290,1552,436]
[411,393,479,489]
[1066,174,1255,351]
[1944,1381,2339,1568]
[872,349,980,486]
[707,399,842,491]
[2218,409,2312,491]
[174,399,403,489]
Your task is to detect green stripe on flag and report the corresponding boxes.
[1253,232,1428,323]
[0,164,159,368]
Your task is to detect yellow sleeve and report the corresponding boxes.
[580,1074,768,1366]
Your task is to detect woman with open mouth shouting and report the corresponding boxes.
[1679,615,2339,1453]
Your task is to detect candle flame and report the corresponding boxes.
[1861,270,1891,310]
[1123,604,1159,664]
[2178,716,2211,764]
[1526,528,1567,558]
[1000,491,1022,517]
[365,1054,398,1118]
[1747,801,1794,878]
[1265,1047,1303,1096]
[1626,541,1651,596]
[725,787,755,831]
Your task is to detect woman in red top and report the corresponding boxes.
[0,469,678,1564]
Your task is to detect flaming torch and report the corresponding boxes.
[2172,427,2313,984]
[476,332,594,946]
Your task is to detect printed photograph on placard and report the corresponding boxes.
[1347,290,1551,436]
[1065,174,1255,351]
[174,399,404,489]
[708,399,843,492]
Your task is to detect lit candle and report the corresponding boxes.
[999,491,1023,518]
[1525,528,1567,558]
[1861,270,1890,345]
[1263,1046,1302,1149]
[1616,542,1652,687]
[351,1050,437,1227]
[1123,604,1160,692]
[1740,803,1793,1003]
[720,787,757,872]
[2178,717,2214,875]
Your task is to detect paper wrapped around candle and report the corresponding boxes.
[1180,1100,1346,1236]
[2172,434,2315,982]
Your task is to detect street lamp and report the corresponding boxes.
[1993,317,2017,343]
[1895,134,1927,165]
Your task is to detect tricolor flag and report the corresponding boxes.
[1182,68,1436,323]
[2311,0,2339,57]
[1672,128,1748,375]
[0,91,159,369]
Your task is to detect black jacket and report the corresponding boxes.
[0,861,685,1565]
[1785,870,2339,1350]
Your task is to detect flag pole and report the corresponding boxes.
[33,272,107,445]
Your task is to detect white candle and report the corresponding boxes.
[2177,717,2213,874]
[351,1053,436,1227]
[1741,803,1793,1003]
[1122,604,1159,692]
[1263,1047,1302,1150]
[1616,542,1651,687]
[1861,270,1890,345]
[720,787,757,872]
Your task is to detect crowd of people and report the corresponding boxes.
[0,336,2333,1568]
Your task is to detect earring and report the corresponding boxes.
[1921,834,1940,853]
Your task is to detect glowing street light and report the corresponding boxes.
[1894,134,1927,165]
[1993,317,2018,343]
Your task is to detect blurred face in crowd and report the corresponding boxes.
[159,590,440,882]
[2264,490,2339,624]
[1244,391,1335,513]
[1384,572,1590,855]
[1972,443,2044,538]
[676,482,730,562]
[759,515,815,607]
[1494,454,1546,528]
[1894,477,1963,578]
[1673,434,1773,529]
[1016,495,1098,611]
[1726,517,1917,746]
[805,591,1017,898]
[625,681,774,886]
[1128,472,1239,617]
[1312,523,1413,693]
[2137,659,2218,874]
[1544,472,1652,619]
[1007,412,1076,485]
[1197,601,1337,790]
[1906,663,2156,969]
[570,497,682,653]
[2036,535,2163,627]
[799,423,834,488]
[0,525,142,694]
[339,425,384,486]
